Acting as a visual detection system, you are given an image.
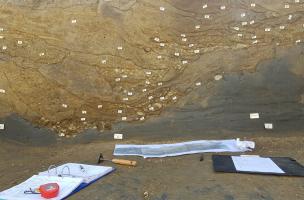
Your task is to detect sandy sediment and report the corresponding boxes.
[0,0,303,135]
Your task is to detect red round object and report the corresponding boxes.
[39,183,60,199]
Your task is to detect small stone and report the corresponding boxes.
[148,106,154,111]
[59,133,65,137]
[137,111,144,115]
[214,74,223,81]
[288,15,293,20]
[144,47,151,52]
[182,60,188,64]
[195,82,202,86]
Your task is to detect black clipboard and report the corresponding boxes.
[212,155,304,176]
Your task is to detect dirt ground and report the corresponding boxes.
[0,134,304,200]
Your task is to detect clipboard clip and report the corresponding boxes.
[48,165,71,177]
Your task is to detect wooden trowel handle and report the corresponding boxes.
[111,159,137,167]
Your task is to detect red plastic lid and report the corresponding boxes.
[39,183,60,199]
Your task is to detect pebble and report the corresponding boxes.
[214,74,223,81]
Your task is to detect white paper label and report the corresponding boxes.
[250,113,260,119]
[114,133,123,140]
[264,123,273,129]
[0,124,4,130]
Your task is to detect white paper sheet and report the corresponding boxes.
[0,175,83,200]
[232,156,285,174]
[114,139,254,158]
